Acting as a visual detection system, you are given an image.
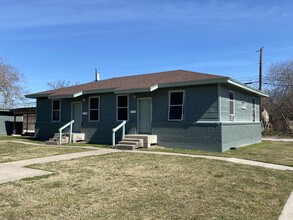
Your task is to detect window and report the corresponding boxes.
[52,100,61,121]
[241,101,246,109]
[229,91,235,121]
[89,97,99,121]
[168,91,184,121]
[252,98,256,122]
[117,95,128,121]
[229,91,235,115]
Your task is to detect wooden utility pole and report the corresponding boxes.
[257,47,263,123]
[257,47,263,91]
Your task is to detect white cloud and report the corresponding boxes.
[0,0,289,29]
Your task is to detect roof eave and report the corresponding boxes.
[159,77,268,97]
[83,88,116,95]
[25,93,53,99]
[227,78,269,97]
[25,76,268,98]
[114,84,159,94]
[159,78,228,88]
[48,91,84,99]
[48,94,75,99]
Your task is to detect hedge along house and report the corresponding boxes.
[26,70,268,152]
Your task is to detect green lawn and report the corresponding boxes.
[66,142,110,148]
[0,153,292,219]
[0,135,45,144]
[146,141,293,167]
[0,142,91,163]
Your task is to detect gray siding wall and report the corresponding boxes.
[36,98,51,122]
[35,97,77,140]
[35,94,138,142]
[151,85,219,122]
[220,85,260,122]
[221,122,261,151]
[81,93,137,143]
[149,85,220,151]
[153,122,222,152]
[35,122,64,140]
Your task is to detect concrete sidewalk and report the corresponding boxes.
[278,192,293,220]
[125,150,293,171]
[262,137,293,142]
[0,148,116,184]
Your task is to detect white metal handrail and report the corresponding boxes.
[58,120,75,145]
[112,120,126,147]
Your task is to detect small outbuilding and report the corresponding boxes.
[0,107,36,135]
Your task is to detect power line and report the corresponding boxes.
[204,62,258,73]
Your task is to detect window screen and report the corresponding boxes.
[169,91,184,120]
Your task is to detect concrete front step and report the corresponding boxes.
[53,133,68,139]
[118,141,138,146]
[53,133,85,142]
[115,144,137,150]
[115,138,142,150]
[46,136,69,145]
[47,133,85,146]
[49,137,68,141]
[120,138,143,147]
[125,134,157,148]
[114,134,157,150]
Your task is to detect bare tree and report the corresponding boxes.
[47,79,79,89]
[263,59,293,133]
[0,58,25,108]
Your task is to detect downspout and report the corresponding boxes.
[217,84,222,152]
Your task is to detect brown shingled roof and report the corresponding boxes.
[26,70,227,98]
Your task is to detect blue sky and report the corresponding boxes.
[0,0,293,96]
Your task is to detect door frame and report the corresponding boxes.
[137,97,152,134]
[71,101,82,132]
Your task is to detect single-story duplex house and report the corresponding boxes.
[26,70,268,152]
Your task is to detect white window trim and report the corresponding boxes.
[116,94,129,121]
[89,96,100,122]
[168,90,185,121]
[51,99,61,122]
[228,90,235,121]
